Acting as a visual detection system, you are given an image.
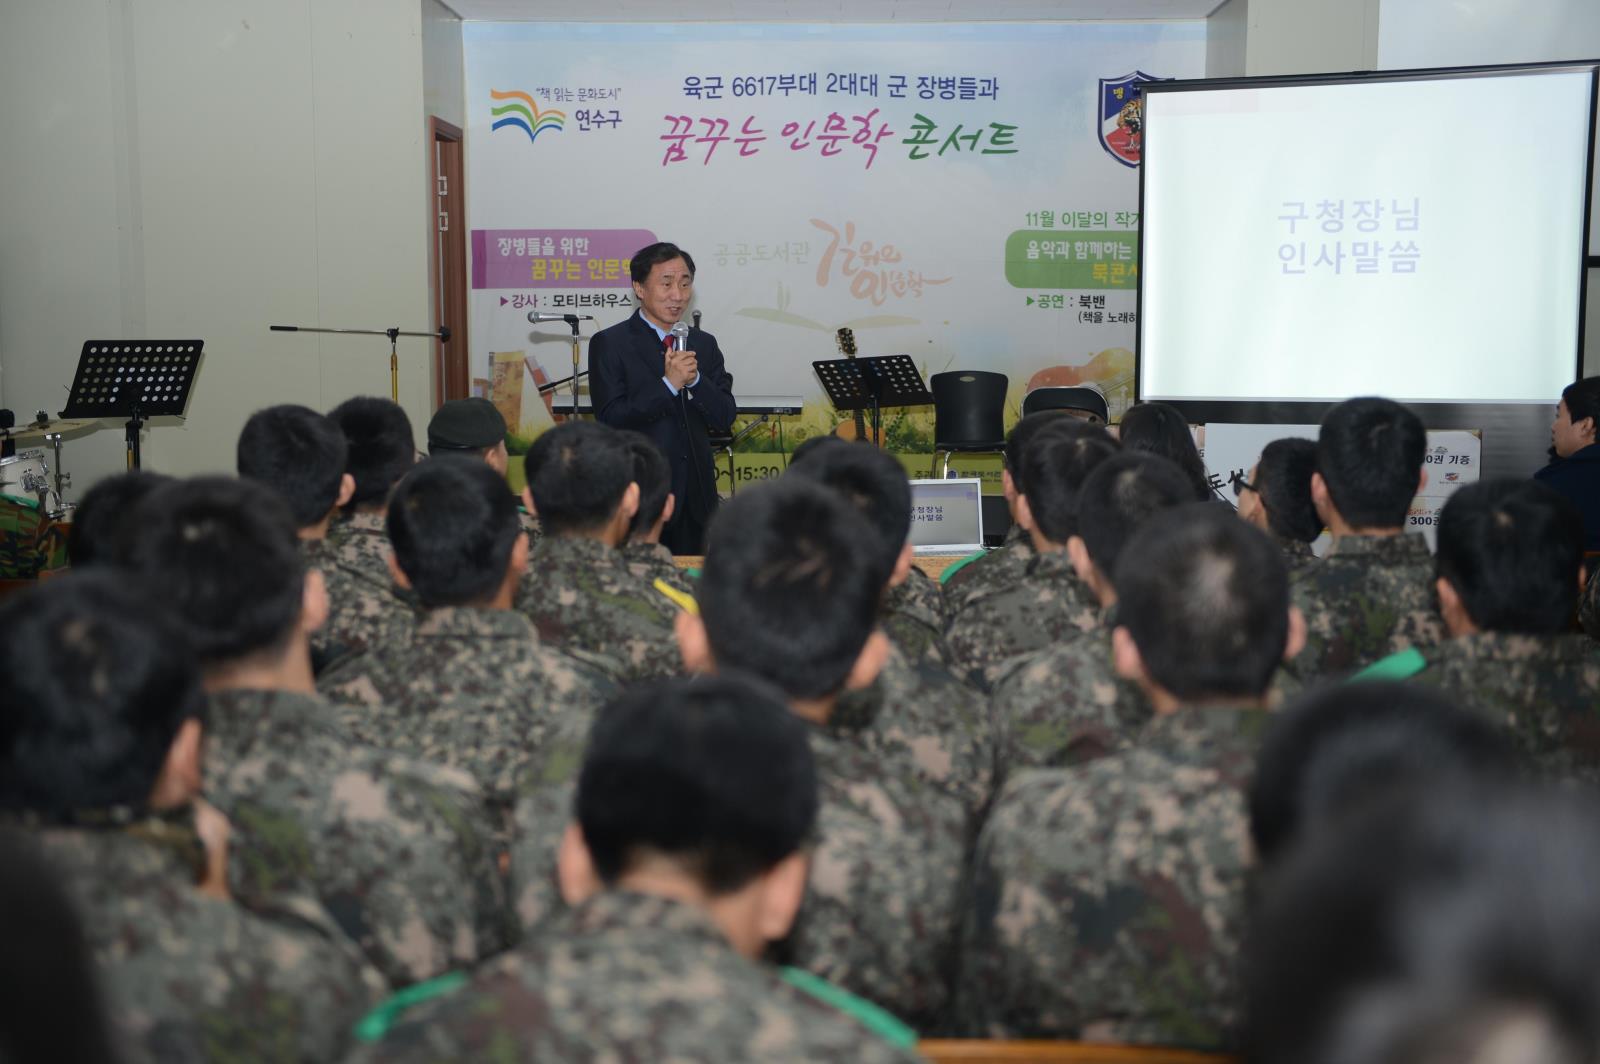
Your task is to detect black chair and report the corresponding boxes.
[930,370,1009,478]
[1022,384,1109,424]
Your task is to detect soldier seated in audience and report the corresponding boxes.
[945,423,1120,687]
[986,452,1197,774]
[1284,396,1443,682]
[1247,681,1517,873]
[427,396,540,545]
[1248,783,1600,1064]
[1583,564,1600,642]
[1363,478,1600,781]
[1234,436,1322,575]
[508,480,966,1031]
[0,574,382,1061]
[63,469,171,567]
[515,420,683,682]
[318,457,615,803]
[619,429,693,595]
[962,504,1302,1050]
[355,677,921,1063]
[787,439,996,815]
[940,412,1113,612]
[113,476,512,987]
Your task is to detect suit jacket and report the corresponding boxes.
[1534,442,1600,552]
[590,311,737,523]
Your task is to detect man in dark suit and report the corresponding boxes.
[590,242,737,554]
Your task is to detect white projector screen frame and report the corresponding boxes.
[1135,61,1598,413]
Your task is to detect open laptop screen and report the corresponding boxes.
[907,478,985,555]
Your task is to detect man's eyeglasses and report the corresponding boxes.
[1229,469,1260,495]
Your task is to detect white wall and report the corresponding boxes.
[422,0,465,132]
[1205,0,1248,77]
[0,0,435,501]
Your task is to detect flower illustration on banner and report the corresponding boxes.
[490,89,565,145]
[809,219,952,307]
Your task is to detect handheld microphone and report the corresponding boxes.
[668,321,690,351]
[527,312,595,324]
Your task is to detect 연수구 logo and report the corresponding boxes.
[490,89,565,145]
[1098,71,1169,168]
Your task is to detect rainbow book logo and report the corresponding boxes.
[490,89,565,144]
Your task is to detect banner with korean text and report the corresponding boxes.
[464,21,1205,475]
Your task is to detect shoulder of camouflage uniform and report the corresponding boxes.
[988,636,1147,779]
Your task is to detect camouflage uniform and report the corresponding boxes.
[945,549,1102,689]
[351,890,922,1063]
[204,688,513,987]
[1276,534,1320,578]
[833,642,996,814]
[1580,564,1600,643]
[515,534,685,683]
[883,566,951,667]
[507,722,969,1030]
[940,525,1033,616]
[15,812,383,1062]
[304,514,419,669]
[961,706,1268,1049]
[622,538,694,596]
[1410,632,1600,782]
[317,606,617,804]
[1283,531,1444,684]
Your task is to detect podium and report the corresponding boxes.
[812,354,932,448]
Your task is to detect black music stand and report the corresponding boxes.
[61,340,203,470]
[812,354,932,448]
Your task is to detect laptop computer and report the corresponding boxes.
[907,477,986,556]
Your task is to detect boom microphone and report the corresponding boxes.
[527,312,594,323]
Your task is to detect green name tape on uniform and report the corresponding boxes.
[1351,646,1429,682]
[779,966,918,1049]
[353,971,469,1042]
[938,549,988,585]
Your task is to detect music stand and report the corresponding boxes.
[812,354,933,447]
[61,340,203,470]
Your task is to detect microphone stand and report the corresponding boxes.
[268,324,451,403]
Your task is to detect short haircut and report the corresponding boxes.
[1004,410,1112,477]
[1117,401,1211,500]
[523,421,635,536]
[576,675,818,895]
[1115,503,1289,701]
[1254,438,1322,544]
[328,397,416,509]
[114,476,306,666]
[621,431,672,539]
[1248,681,1517,868]
[630,241,696,284]
[1562,375,1600,426]
[0,573,205,814]
[387,457,522,609]
[786,440,912,580]
[1436,478,1585,635]
[237,404,349,528]
[1076,451,1197,577]
[1316,397,1426,529]
[65,470,172,567]
[698,479,886,701]
[1247,784,1600,1064]
[1016,426,1119,543]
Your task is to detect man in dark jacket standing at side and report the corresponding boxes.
[1535,375,1600,551]
[589,242,737,554]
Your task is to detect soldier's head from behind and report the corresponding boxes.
[1248,783,1600,1064]
[558,675,817,960]
[64,470,172,568]
[1113,503,1304,710]
[236,404,355,537]
[328,396,416,515]
[621,431,674,546]
[682,479,890,721]
[1012,422,1119,553]
[787,439,915,591]
[1237,437,1322,545]
[522,421,639,548]
[387,457,528,611]
[1435,478,1586,639]
[1249,681,1517,872]
[1314,396,1426,535]
[0,573,206,818]
[114,476,325,686]
[1002,412,1115,521]
[1070,451,1197,607]
[426,397,510,475]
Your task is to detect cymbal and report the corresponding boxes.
[0,418,101,442]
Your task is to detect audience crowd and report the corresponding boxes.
[3,383,1600,1062]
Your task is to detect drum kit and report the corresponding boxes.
[0,415,101,520]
